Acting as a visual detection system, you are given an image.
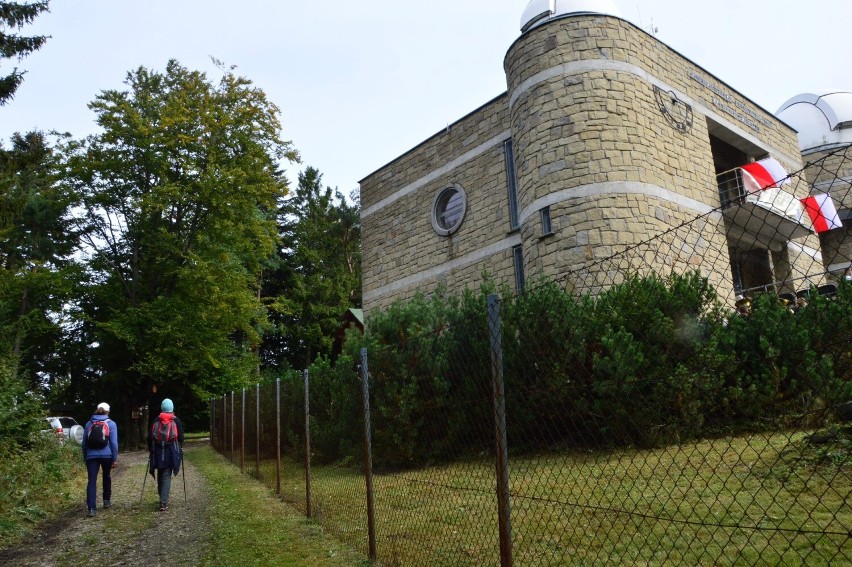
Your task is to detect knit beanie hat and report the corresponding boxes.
[161,398,174,413]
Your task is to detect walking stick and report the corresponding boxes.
[140,455,149,504]
[181,444,187,503]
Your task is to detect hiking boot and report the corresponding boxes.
[103,499,112,509]
[159,503,169,512]
[87,508,96,518]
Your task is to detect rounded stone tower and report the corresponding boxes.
[501,0,812,299]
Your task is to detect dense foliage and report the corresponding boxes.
[0,131,79,393]
[61,60,298,433]
[260,166,360,372]
[293,274,851,469]
[0,55,363,448]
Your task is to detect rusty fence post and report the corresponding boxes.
[304,368,312,518]
[209,398,214,449]
[488,294,513,567]
[360,348,377,562]
[276,377,282,496]
[222,395,227,453]
[256,382,261,480]
[230,391,235,464]
[241,388,246,473]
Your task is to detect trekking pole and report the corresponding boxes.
[182,445,187,504]
[140,457,149,504]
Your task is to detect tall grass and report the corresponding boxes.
[190,445,369,566]
[0,436,86,548]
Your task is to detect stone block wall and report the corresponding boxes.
[359,13,823,315]
[360,97,516,313]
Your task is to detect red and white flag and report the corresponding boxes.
[801,193,843,233]
[741,158,790,193]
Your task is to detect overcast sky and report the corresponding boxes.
[2,0,850,194]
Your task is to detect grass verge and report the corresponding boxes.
[185,430,210,441]
[189,445,370,566]
[0,438,86,549]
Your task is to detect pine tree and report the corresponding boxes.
[261,167,361,370]
[0,1,50,105]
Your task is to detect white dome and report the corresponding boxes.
[521,0,623,33]
[776,92,852,152]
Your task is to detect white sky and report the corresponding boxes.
[2,0,850,195]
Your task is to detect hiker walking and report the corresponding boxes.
[82,402,119,517]
[148,398,184,511]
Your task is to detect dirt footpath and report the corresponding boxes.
[0,443,213,566]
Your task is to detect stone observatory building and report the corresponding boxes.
[359,0,845,314]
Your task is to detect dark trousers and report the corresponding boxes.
[156,468,174,505]
[86,457,112,510]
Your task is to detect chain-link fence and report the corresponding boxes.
[211,146,851,565]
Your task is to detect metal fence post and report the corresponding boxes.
[230,391,235,464]
[276,377,282,496]
[360,348,378,562]
[488,294,513,567]
[304,368,312,518]
[222,394,227,452]
[241,388,246,473]
[256,382,261,480]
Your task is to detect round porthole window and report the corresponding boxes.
[431,184,467,236]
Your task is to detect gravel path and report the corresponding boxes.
[0,442,213,566]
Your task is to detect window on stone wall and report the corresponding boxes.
[504,139,520,231]
[431,184,467,236]
[540,206,553,236]
[513,244,525,293]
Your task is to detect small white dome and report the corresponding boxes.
[776,92,852,152]
[521,0,623,33]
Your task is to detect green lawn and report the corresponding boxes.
[190,446,369,566]
[229,430,852,566]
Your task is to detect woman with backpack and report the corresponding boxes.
[82,402,119,517]
[148,398,184,511]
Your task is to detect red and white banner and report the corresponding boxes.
[801,193,843,233]
[741,158,790,193]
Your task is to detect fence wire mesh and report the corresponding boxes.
[211,146,851,565]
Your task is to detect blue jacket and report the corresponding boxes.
[82,414,119,462]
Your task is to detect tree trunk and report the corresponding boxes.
[10,285,29,381]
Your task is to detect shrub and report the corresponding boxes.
[503,272,723,449]
[711,282,852,428]
[295,273,852,468]
[0,435,84,547]
[0,356,46,452]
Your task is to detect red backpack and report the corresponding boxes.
[151,414,178,446]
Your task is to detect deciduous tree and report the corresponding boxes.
[64,60,298,431]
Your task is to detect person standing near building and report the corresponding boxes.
[148,398,184,511]
[82,402,118,517]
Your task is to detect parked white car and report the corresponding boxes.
[43,416,83,444]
